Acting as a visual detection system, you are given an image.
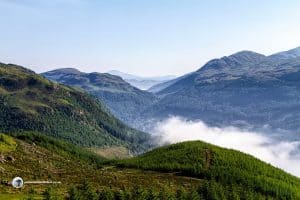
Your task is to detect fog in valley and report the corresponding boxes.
[153,116,300,177]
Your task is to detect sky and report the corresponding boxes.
[1,0,300,76]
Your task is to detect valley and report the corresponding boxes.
[2,1,300,199]
[0,58,300,199]
[42,47,300,134]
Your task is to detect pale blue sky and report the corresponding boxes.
[1,0,300,76]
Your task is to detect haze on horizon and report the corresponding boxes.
[1,0,300,76]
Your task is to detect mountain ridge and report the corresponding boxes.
[141,47,300,132]
[41,47,300,133]
[42,68,157,128]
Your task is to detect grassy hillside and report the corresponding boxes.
[0,63,151,152]
[117,141,300,199]
[2,133,300,199]
[0,133,202,199]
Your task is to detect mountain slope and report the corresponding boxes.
[269,46,300,61]
[142,48,300,132]
[0,133,201,199]
[2,133,300,199]
[118,141,300,199]
[108,70,176,90]
[42,68,157,128]
[0,63,150,151]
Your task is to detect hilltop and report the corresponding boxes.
[118,140,300,199]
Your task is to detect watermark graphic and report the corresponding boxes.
[9,177,61,188]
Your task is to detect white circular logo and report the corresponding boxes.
[12,177,24,188]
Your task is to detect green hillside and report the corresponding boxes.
[0,63,151,152]
[117,141,300,199]
[0,133,202,199]
[1,133,300,199]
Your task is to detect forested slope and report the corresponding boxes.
[0,63,151,152]
[118,141,300,199]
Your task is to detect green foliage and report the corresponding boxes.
[117,141,300,199]
[22,188,38,200]
[176,188,188,200]
[68,184,271,200]
[66,187,80,200]
[188,190,201,200]
[79,180,97,200]
[43,187,59,200]
[98,190,115,200]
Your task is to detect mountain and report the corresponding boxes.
[42,47,300,133]
[42,68,157,128]
[0,63,151,152]
[140,47,300,132]
[2,133,300,199]
[107,70,176,90]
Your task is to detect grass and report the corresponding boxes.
[0,133,17,152]
[0,87,8,94]
[0,133,201,199]
[2,134,300,199]
[0,194,44,200]
[90,146,131,159]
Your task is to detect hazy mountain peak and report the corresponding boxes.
[198,50,266,72]
[269,46,300,60]
[108,70,141,80]
[42,69,137,93]
[228,50,266,60]
[44,68,83,75]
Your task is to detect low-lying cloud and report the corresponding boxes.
[153,116,300,177]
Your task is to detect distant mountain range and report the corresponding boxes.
[143,47,300,132]
[42,68,157,128]
[107,70,176,90]
[42,47,300,134]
